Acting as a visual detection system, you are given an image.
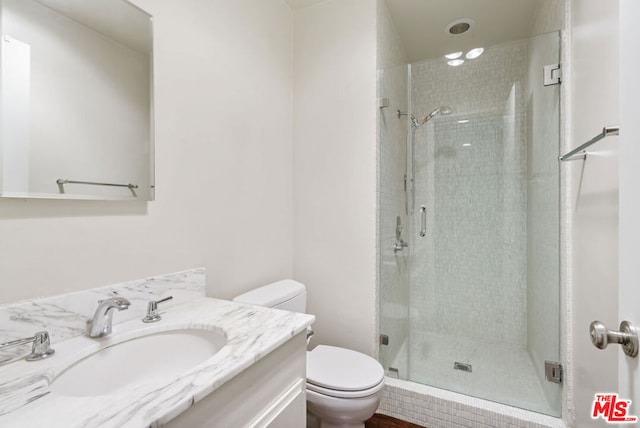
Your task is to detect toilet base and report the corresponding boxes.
[318,421,365,428]
[307,409,321,428]
[308,409,365,428]
[306,388,382,428]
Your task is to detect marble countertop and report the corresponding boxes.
[0,297,314,428]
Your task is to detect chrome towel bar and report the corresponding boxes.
[559,126,619,161]
[56,179,138,189]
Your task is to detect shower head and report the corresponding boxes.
[418,106,453,126]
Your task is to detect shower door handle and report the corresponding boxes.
[419,205,426,237]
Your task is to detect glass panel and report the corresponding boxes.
[524,30,561,415]
[378,64,410,378]
[379,31,561,417]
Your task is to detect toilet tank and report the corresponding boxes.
[232,279,307,313]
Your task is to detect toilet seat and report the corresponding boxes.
[307,377,385,399]
[306,345,385,399]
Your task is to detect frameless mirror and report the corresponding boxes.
[0,0,154,200]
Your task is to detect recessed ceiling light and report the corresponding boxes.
[457,119,469,124]
[466,48,484,59]
[462,143,472,147]
[445,51,463,60]
[445,19,475,36]
[447,59,464,67]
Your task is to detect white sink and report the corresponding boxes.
[50,329,227,397]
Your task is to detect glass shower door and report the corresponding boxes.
[378,31,561,417]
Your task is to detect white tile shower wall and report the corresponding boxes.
[376,0,407,71]
[377,0,409,373]
[0,268,204,364]
[379,378,566,428]
[531,0,566,36]
[409,41,528,352]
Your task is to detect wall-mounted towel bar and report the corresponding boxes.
[559,126,619,161]
[56,179,138,189]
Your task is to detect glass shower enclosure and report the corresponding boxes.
[378,31,561,416]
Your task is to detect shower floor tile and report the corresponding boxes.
[407,332,557,416]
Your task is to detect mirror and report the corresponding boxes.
[0,0,154,200]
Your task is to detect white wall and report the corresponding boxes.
[0,0,381,361]
[568,1,619,426]
[0,0,294,304]
[292,0,378,356]
[618,0,640,411]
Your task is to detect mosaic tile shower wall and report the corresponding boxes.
[409,40,528,353]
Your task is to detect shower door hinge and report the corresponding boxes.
[545,360,563,384]
[544,64,562,86]
[379,334,389,346]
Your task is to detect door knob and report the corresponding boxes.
[590,320,639,358]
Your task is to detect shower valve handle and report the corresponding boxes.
[393,240,408,253]
[590,320,639,357]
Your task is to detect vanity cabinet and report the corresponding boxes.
[163,332,307,427]
[0,272,314,428]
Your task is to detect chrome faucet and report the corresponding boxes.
[89,297,131,337]
[0,331,55,361]
[142,296,173,323]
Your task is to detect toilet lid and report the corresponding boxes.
[307,345,384,391]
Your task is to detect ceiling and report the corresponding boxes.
[35,0,151,53]
[284,0,327,11]
[384,0,540,62]
[285,0,542,63]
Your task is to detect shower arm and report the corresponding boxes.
[397,110,419,128]
[396,109,411,120]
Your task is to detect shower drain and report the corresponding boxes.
[454,362,472,373]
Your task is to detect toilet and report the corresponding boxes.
[233,280,385,428]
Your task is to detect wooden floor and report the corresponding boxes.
[365,413,426,428]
